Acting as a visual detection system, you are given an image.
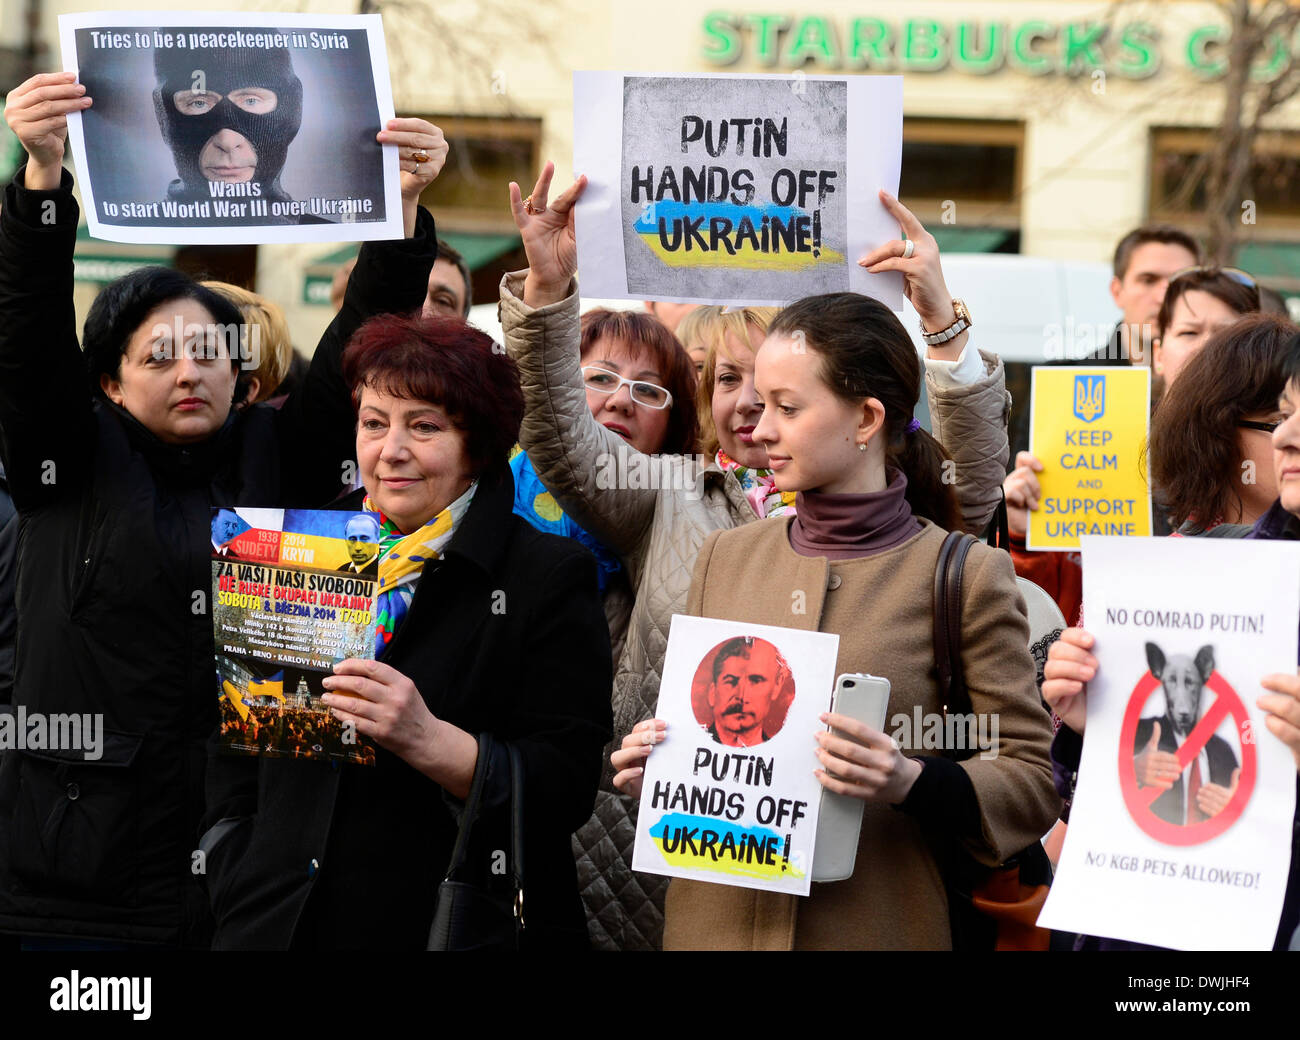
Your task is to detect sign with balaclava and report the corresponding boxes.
[58,12,403,244]
[152,43,304,205]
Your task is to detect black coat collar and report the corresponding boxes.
[100,396,238,487]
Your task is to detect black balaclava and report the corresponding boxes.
[153,44,303,202]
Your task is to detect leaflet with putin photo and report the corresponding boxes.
[632,615,839,896]
[211,507,383,766]
[58,11,403,244]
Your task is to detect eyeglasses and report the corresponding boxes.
[1168,265,1258,290]
[580,366,673,410]
[1237,419,1281,434]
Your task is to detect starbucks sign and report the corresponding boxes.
[701,14,1288,79]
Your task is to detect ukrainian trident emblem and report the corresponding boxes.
[1074,375,1105,423]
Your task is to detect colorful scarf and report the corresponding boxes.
[364,482,476,656]
[715,449,797,519]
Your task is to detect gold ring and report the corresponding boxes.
[524,194,546,215]
[411,149,430,164]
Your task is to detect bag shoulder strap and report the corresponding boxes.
[508,742,526,929]
[443,731,495,881]
[933,530,976,729]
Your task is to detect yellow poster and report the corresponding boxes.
[1027,367,1151,551]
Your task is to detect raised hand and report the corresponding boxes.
[858,190,964,357]
[4,72,93,190]
[1004,451,1045,540]
[509,161,587,308]
[376,117,448,238]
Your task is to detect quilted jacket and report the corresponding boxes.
[499,271,1011,950]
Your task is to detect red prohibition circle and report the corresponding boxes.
[1117,670,1256,846]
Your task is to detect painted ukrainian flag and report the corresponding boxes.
[634,201,843,271]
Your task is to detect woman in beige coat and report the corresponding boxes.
[613,292,1060,949]
[504,165,1014,951]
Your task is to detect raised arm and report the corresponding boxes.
[501,164,658,557]
[276,119,447,506]
[924,342,1011,535]
[0,74,95,510]
[861,191,1009,534]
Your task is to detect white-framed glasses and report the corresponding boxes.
[580,365,673,410]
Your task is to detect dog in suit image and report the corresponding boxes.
[1133,642,1240,826]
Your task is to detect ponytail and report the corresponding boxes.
[769,293,961,530]
[891,426,961,531]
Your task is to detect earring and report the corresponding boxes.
[858,443,867,452]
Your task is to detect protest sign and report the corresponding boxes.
[211,507,382,766]
[59,11,402,244]
[632,615,839,896]
[573,71,903,308]
[1027,366,1151,550]
[1038,536,1300,950]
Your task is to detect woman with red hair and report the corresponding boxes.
[201,314,613,949]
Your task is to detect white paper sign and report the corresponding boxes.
[59,11,403,244]
[1039,536,1300,950]
[632,615,839,896]
[574,71,903,309]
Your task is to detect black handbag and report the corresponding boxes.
[427,734,525,951]
[932,530,1053,951]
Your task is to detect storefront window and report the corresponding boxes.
[417,115,542,233]
[1150,127,1300,226]
[902,117,1021,250]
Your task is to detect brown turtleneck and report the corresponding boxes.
[788,468,922,560]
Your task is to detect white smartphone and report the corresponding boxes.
[811,673,891,883]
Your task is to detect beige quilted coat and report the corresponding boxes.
[499,271,1011,950]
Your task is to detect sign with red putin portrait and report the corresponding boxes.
[1039,536,1300,950]
[633,615,838,896]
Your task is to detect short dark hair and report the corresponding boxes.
[579,309,700,455]
[1112,225,1200,280]
[711,636,754,683]
[434,239,473,317]
[82,266,244,397]
[341,312,523,477]
[1150,313,1299,527]
[1156,267,1260,340]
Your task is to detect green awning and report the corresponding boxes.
[439,231,519,269]
[1234,241,1300,281]
[929,227,1013,253]
[73,223,175,284]
[303,231,520,305]
[308,231,519,273]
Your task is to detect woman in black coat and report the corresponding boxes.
[201,314,613,950]
[0,72,447,946]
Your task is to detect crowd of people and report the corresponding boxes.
[1,66,1299,954]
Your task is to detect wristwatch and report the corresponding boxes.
[920,299,972,346]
